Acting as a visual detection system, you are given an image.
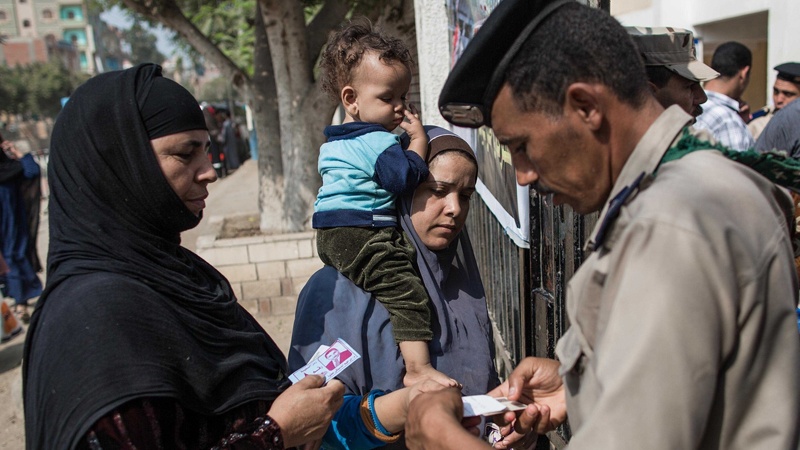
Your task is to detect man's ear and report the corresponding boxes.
[647,81,659,94]
[740,66,751,81]
[565,83,602,131]
[341,86,358,117]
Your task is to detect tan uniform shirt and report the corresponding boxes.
[747,107,775,140]
[555,106,800,449]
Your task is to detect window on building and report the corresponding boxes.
[64,29,87,47]
[42,9,53,19]
[0,11,6,21]
[23,19,31,27]
[60,6,83,21]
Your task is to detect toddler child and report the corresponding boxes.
[313,19,457,388]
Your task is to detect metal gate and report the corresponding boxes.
[466,191,597,448]
[452,3,609,448]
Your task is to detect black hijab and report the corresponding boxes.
[0,143,42,271]
[0,147,23,183]
[23,64,287,449]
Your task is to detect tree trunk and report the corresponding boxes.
[251,2,285,233]
[116,0,415,234]
[120,0,249,91]
[260,0,334,232]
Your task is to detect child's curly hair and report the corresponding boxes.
[319,18,414,101]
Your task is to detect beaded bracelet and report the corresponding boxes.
[359,390,402,443]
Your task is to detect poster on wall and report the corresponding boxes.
[446,0,531,248]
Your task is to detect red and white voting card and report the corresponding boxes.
[288,338,361,384]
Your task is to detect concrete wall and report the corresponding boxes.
[196,227,323,318]
[413,0,451,128]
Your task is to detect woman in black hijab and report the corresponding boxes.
[0,132,42,323]
[23,63,343,450]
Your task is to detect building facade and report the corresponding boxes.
[0,0,96,73]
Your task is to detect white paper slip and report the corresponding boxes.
[496,397,527,412]
[309,344,330,361]
[462,395,528,417]
[289,338,361,384]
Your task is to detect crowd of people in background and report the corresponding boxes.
[0,131,43,331]
[684,41,800,157]
[201,103,252,178]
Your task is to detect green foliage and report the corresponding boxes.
[0,62,89,118]
[93,0,258,75]
[195,76,233,103]
[126,21,168,64]
[91,0,389,79]
[88,0,168,65]
[180,0,257,75]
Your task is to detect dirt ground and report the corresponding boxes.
[219,213,262,239]
[0,316,26,449]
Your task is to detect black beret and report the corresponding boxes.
[438,0,573,128]
[775,62,800,84]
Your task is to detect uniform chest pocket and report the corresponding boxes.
[556,327,591,396]
[570,252,613,350]
[556,321,602,430]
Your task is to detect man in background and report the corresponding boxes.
[755,90,800,158]
[748,62,800,139]
[695,41,755,151]
[201,104,226,178]
[216,109,241,172]
[627,27,718,122]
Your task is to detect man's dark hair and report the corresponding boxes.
[503,3,649,117]
[319,18,413,101]
[644,66,674,89]
[710,42,751,78]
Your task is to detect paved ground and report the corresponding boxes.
[0,159,297,448]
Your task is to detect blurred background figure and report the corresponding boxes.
[694,41,755,151]
[627,27,719,123]
[201,104,227,178]
[236,117,252,165]
[0,132,43,324]
[216,108,241,173]
[748,62,800,140]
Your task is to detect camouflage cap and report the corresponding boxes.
[626,27,719,83]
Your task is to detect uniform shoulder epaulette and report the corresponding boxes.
[751,107,770,120]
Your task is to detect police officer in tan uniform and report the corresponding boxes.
[627,27,719,121]
[748,62,800,139]
[405,1,800,449]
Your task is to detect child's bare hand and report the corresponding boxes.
[399,106,428,160]
[399,109,424,136]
